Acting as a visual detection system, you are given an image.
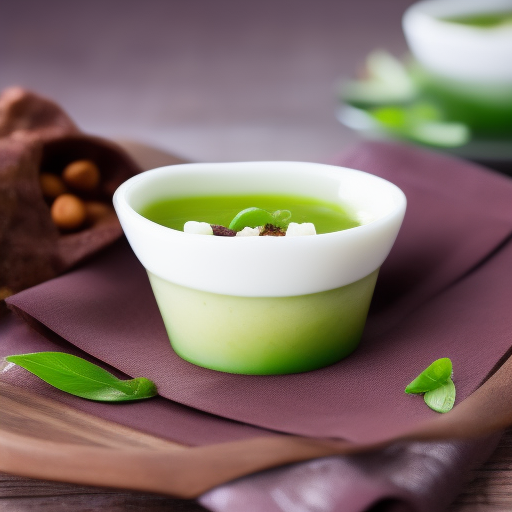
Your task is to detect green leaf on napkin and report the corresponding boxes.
[405,357,455,413]
[5,352,157,402]
[424,378,456,414]
[405,357,453,394]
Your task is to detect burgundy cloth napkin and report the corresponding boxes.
[2,140,512,511]
[5,142,512,442]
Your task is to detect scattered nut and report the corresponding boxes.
[62,160,101,191]
[40,173,67,198]
[0,287,14,301]
[84,201,115,225]
[51,194,87,230]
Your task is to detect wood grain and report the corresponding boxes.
[0,382,184,450]
[449,429,512,511]
[0,383,204,510]
[0,474,207,512]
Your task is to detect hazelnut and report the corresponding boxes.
[84,201,115,225]
[40,173,67,198]
[62,160,101,191]
[0,287,13,301]
[51,194,86,230]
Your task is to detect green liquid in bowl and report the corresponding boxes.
[139,194,360,234]
[442,11,512,28]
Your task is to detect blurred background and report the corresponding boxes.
[0,0,415,162]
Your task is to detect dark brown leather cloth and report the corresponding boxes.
[0,87,141,298]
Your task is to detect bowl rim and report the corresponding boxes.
[113,161,407,297]
[114,160,406,242]
[404,0,512,21]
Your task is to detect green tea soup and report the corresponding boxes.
[139,194,360,235]
[442,11,512,28]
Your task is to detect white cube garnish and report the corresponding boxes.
[285,222,317,236]
[236,226,261,237]
[184,221,213,235]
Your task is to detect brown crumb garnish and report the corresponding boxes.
[211,225,237,237]
[260,224,286,236]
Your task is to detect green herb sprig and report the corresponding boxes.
[5,352,157,402]
[405,357,456,413]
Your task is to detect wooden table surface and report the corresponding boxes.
[1,0,512,509]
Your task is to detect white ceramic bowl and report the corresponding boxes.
[403,0,512,84]
[114,161,406,374]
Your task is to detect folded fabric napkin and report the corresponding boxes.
[5,143,512,443]
[1,93,512,511]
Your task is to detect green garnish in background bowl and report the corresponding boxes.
[339,50,471,149]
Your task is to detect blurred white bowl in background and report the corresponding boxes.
[403,0,512,84]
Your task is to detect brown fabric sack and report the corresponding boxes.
[0,87,141,302]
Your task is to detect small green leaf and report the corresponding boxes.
[5,352,157,402]
[228,207,291,231]
[372,107,408,128]
[272,209,292,227]
[424,377,456,413]
[405,357,453,394]
[365,51,415,92]
[409,121,470,147]
[369,104,470,148]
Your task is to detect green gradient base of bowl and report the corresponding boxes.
[148,270,379,375]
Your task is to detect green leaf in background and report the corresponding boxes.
[405,357,453,394]
[424,377,456,413]
[5,352,157,402]
[409,121,470,147]
[340,50,473,147]
[342,50,416,107]
[370,104,470,147]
